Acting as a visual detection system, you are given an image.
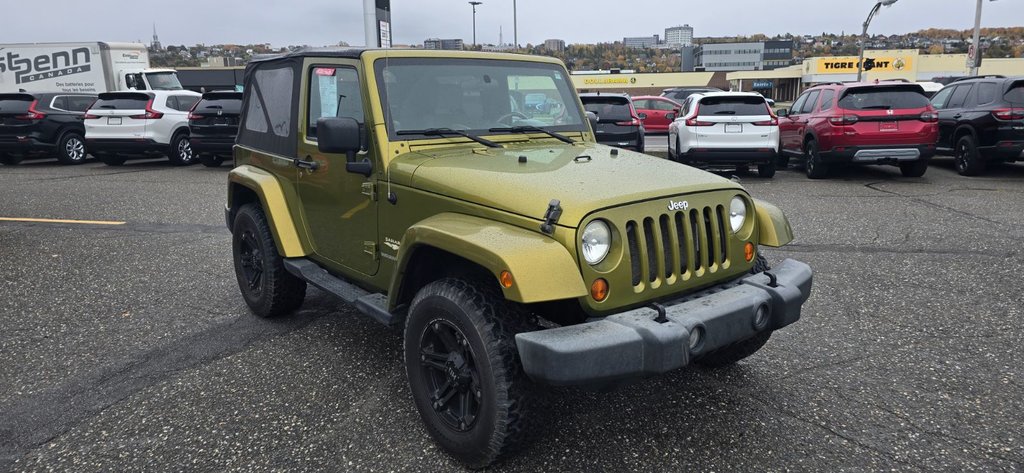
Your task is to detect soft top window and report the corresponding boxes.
[238,58,300,156]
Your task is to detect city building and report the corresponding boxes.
[694,40,795,71]
[623,35,660,49]
[665,25,694,47]
[543,39,566,52]
[423,38,464,50]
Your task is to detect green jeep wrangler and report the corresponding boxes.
[226,48,812,468]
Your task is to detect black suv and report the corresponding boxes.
[579,93,644,151]
[930,75,1024,175]
[661,87,723,102]
[188,91,243,167]
[0,92,97,165]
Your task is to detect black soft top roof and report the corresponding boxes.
[246,47,368,67]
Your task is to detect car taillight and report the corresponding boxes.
[129,99,164,120]
[828,115,859,126]
[753,117,779,126]
[615,116,641,126]
[992,108,1024,120]
[83,113,100,119]
[15,100,46,120]
[919,112,939,123]
[188,112,203,120]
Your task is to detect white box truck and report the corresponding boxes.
[0,42,182,93]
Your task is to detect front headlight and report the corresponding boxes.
[729,196,747,233]
[581,220,611,265]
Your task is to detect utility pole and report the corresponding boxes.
[363,0,377,47]
[513,0,518,50]
[969,0,985,75]
[469,1,482,46]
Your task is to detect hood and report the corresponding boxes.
[390,142,742,226]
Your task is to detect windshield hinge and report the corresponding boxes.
[361,182,377,201]
[363,241,378,260]
[540,199,562,235]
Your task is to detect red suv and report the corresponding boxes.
[778,82,938,178]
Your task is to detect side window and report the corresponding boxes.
[946,84,973,109]
[126,73,146,90]
[68,96,96,112]
[307,66,363,138]
[51,96,69,111]
[175,96,200,111]
[654,100,677,111]
[929,86,955,109]
[790,93,809,115]
[166,96,179,111]
[976,82,997,105]
[819,90,835,111]
[632,99,649,110]
[799,90,820,114]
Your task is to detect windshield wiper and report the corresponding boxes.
[396,128,501,148]
[488,125,575,144]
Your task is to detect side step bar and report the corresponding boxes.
[283,258,399,326]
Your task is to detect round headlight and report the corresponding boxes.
[581,220,611,265]
[729,196,747,233]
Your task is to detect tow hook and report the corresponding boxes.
[649,302,669,324]
[764,271,779,288]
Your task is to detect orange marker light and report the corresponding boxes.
[499,270,514,289]
[744,242,755,262]
[591,278,609,302]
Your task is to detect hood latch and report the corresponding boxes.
[540,199,562,235]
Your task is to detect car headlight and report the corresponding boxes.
[581,220,611,265]
[729,196,747,233]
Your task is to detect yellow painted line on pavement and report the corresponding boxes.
[0,217,126,226]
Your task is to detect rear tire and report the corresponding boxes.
[899,159,929,178]
[757,162,776,178]
[0,153,23,165]
[954,135,985,176]
[231,204,306,318]
[168,133,196,166]
[776,155,790,169]
[199,154,225,167]
[98,153,126,166]
[804,139,829,179]
[56,132,88,165]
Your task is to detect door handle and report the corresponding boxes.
[295,156,320,171]
[953,114,962,119]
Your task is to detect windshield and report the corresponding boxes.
[146,72,184,91]
[374,58,585,139]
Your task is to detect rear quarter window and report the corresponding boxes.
[1006,81,1024,104]
[838,87,930,110]
[698,96,768,115]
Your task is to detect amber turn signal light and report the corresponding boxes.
[744,242,755,262]
[499,270,514,288]
[591,278,609,301]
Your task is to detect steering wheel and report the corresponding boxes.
[496,112,530,126]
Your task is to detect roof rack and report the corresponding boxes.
[951,75,1006,83]
[806,82,843,89]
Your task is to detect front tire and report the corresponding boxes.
[899,159,929,178]
[231,204,306,318]
[954,135,985,176]
[804,139,829,179]
[404,278,534,469]
[56,132,88,165]
[168,133,196,166]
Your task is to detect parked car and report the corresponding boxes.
[631,96,681,132]
[0,92,97,165]
[188,91,243,167]
[778,82,938,179]
[85,90,201,166]
[661,87,723,103]
[929,75,1024,176]
[667,92,779,178]
[579,93,644,151]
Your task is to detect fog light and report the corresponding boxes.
[754,303,770,328]
[744,242,755,262]
[590,278,609,302]
[499,270,514,289]
[688,326,704,351]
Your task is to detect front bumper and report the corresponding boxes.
[515,258,812,386]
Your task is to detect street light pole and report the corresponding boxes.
[513,0,518,49]
[469,1,482,46]
[857,0,898,82]
[969,0,986,75]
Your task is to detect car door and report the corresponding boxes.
[647,98,680,131]
[295,60,379,276]
[779,91,810,152]
[929,86,956,148]
[936,84,972,149]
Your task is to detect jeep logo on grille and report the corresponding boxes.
[667,200,689,211]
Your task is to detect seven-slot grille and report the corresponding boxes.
[625,205,729,289]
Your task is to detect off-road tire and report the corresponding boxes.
[757,162,776,178]
[231,204,306,318]
[98,153,126,166]
[168,132,195,166]
[804,139,829,179]
[899,159,929,178]
[954,135,985,176]
[0,153,23,165]
[695,331,772,368]
[750,254,770,274]
[56,132,88,165]
[404,278,535,469]
[199,154,225,167]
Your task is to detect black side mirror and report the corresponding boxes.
[585,111,599,130]
[666,113,676,121]
[637,112,647,120]
[776,109,789,117]
[317,117,372,177]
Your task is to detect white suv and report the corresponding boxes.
[85,90,202,166]
[667,92,780,178]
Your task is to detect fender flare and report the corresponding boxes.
[753,199,794,247]
[227,165,310,257]
[390,213,588,307]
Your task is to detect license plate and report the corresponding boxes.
[107,117,122,125]
[725,123,742,133]
[879,121,898,132]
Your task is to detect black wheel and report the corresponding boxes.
[168,133,196,166]
[0,153,24,165]
[231,204,306,318]
[954,135,985,176]
[776,155,790,169]
[804,139,829,179]
[899,159,929,178]
[98,153,126,166]
[55,132,87,165]
[199,154,225,167]
[695,331,772,368]
[405,278,534,468]
[757,162,776,178]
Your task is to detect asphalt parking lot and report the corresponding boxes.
[1,156,1023,472]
